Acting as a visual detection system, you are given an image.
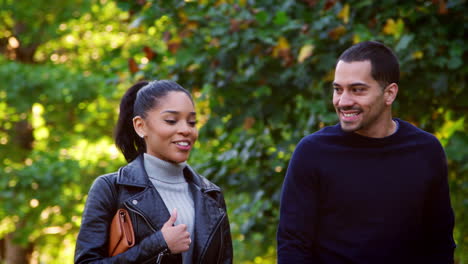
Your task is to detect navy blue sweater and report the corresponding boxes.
[277,119,455,264]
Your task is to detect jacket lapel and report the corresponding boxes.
[117,155,225,260]
[118,156,171,231]
[189,181,225,261]
[127,187,171,231]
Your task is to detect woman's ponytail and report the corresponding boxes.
[114,81,148,162]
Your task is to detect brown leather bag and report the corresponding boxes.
[108,208,135,256]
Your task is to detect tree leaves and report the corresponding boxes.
[121,1,467,261]
[297,44,314,63]
[1,0,467,262]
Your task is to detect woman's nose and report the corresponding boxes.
[177,122,191,135]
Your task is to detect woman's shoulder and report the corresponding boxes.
[96,171,119,184]
[88,171,119,194]
[185,165,221,192]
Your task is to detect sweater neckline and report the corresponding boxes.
[143,153,187,184]
[337,118,402,146]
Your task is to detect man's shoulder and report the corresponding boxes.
[293,124,341,156]
[300,124,341,144]
[397,119,441,144]
[396,119,445,158]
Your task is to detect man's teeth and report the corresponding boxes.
[343,113,358,117]
[176,142,189,146]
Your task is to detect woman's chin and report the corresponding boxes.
[168,155,190,164]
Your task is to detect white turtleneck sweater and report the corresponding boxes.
[143,153,195,264]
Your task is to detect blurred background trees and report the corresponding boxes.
[0,0,466,263]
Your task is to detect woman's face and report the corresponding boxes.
[133,91,198,163]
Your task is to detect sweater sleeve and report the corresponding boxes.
[422,143,456,263]
[277,137,320,263]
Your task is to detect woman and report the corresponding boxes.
[75,80,233,263]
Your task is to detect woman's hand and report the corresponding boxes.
[161,208,191,254]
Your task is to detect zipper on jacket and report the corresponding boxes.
[124,204,169,263]
[198,212,226,264]
[124,203,157,232]
[156,248,169,264]
[216,219,224,264]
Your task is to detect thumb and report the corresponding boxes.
[165,208,177,226]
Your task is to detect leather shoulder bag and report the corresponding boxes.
[108,208,135,256]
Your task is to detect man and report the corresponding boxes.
[277,41,455,263]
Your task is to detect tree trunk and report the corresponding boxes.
[4,233,32,264]
[2,117,34,264]
[0,238,4,260]
[2,15,51,264]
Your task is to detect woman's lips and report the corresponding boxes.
[174,141,192,151]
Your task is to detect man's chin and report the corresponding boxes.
[340,121,360,133]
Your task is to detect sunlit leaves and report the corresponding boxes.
[272,36,292,65]
[382,18,404,39]
[297,44,314,63]
[0,0,129,259]
[435,114,465,146]
[1,0,467,262]
[117,1,468,262]
[337,3,350,24]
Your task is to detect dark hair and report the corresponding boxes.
[338,41,399,88]
[114,80,193,162]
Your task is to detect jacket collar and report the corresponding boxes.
[117,154,225,260]
[117,155,149,188]
[190,182,226,261]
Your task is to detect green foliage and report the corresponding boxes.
[117,0,468,261]
[0,55,125,259]
[0,0,466,263]
[0,0,92,46]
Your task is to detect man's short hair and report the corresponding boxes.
[338,41,400,88]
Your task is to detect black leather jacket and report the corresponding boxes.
[75,155,233,264]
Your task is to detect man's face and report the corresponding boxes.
[333,60,390,137]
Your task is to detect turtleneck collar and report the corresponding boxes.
[143,153,187,184]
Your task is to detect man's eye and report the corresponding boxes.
[188,121,198,126]
[165,120,176,124]
[333,87,341,93]
[353,88,364,93]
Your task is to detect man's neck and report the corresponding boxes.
[355,117,397,138]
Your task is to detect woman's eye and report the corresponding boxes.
[165,120,177,124]
[188,121,198,126]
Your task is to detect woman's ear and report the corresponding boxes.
[384,83,398,106]
[133,116,146,138]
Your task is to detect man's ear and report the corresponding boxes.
[384,83,398,106]
[133,116,146,138]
